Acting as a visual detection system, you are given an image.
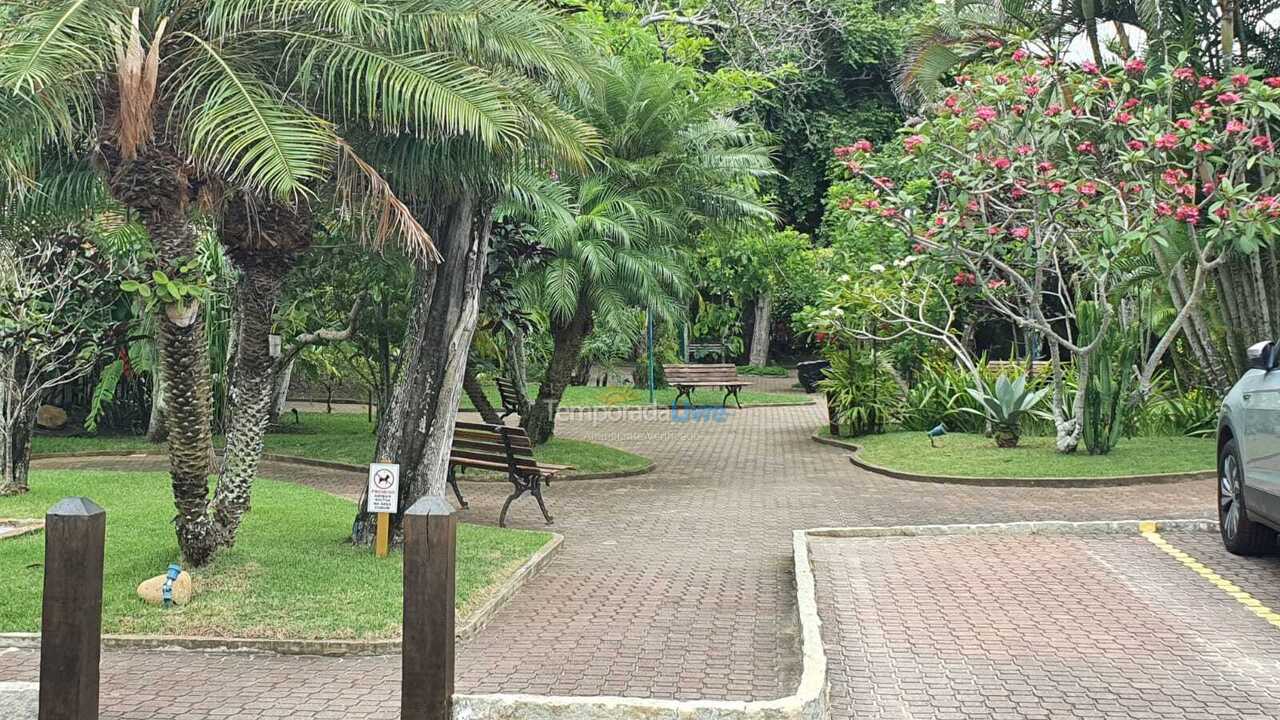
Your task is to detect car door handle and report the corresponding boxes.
[1244,393,1253,402]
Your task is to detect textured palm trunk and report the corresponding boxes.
[748,292,772,367]
[353,195,490,545]
[100,134,219,564]
[523,293,593,445]
[210,201,306,543]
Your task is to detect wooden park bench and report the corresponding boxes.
[494,377,523,422]
[663,364,752,409]
[686,342,728,362]
[447,421,570,527]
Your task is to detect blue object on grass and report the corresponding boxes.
[161,563,182,608]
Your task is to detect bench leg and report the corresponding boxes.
[671,386,692,409]
[498,480,529,529]
[531,477,554,525]
[447,466,468,509]
[728,386,743,409]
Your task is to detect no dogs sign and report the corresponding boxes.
[367,463,400,514]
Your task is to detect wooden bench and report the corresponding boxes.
[447,421,570,527]
[663,364,752,409]
[494,377,523,421]
[686,342,728,362]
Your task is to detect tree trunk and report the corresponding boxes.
[505,327,530,417]
[146,348,169,443]
[100,124,219,564]
[463,359,502,424]
[210,199,307,545]
[748,291,772,367]
[268,357,295,426]
[523,292,593,445]
[352,195,490,545]
[0,397,35,496]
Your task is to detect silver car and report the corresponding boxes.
[1219,341,1280,555]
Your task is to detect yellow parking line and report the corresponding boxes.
[1140,522,1280,629]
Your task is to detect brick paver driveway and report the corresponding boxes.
[813,530,1280,719]
[5,386,1230,718]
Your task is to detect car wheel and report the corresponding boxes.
[1220,438,1275,556]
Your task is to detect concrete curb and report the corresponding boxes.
[0,533,564,657]
[32,451,658,483]
[812,432,1216,487]
[452,530,829,720]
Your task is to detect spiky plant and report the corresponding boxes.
[964,373,1050,448]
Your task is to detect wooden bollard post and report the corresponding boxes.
[401,495,456,720]
[39,497,106,720]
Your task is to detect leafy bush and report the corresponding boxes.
[1136,388,1220,438]
[963,373,1050,448]
[818,346,904,437]
[898,359,987,434]
[1079,302,1140,455]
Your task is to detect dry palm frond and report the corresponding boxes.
[113,9,166,161]
[334,139,438,263]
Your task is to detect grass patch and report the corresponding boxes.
[463,383,808,410]
[0,470,550,639]
[33,412,651,477]
[831,430,1215,479]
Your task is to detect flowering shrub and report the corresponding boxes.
[812,49,1280,452]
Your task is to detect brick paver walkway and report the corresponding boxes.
[4,390,1224,718]
[813,530,1280,719]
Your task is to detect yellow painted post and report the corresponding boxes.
[375,512,390,557]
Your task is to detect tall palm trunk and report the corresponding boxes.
[211,200,308,543]
[104,141,221,564]
[505,327,530,416]
[147,349,169,443]
[353,194,491,545]
[523,292,593,445]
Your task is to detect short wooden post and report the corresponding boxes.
[401,495,456,720]
[39,497,106,720]
[374,512,390,558]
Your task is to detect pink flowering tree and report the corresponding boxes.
[815,50,1280,452]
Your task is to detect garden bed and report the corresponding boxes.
[817,429,1215,485]
[0,470,553,640]
[33,412,653,480]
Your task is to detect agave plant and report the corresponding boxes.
[964,373,1049,448]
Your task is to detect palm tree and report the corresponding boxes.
[1,0,590,563]
[520,61,777,444]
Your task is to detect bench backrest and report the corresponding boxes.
[664,363,739,385]
[494,378,523,413]
[452,421,538,471]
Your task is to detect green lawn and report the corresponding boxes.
[33,412,652,477]
[841,431,1215,479]
[0,470,551,639]
[462,383,809,410]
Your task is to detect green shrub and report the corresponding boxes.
[736,364,789,377]
[818,346,903,436]
[1079,302,1140,455]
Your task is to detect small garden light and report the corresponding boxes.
[927,423,947,448]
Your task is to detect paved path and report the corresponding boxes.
[813,530,1280,719]
[4,390,1225,718]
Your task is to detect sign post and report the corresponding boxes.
[367,463,400,557]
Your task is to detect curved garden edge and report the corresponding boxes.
[30,450,658,483]
[0,533,564,657]
[811,432,1216,488]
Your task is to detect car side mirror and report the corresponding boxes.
[1247,341,1275,371]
